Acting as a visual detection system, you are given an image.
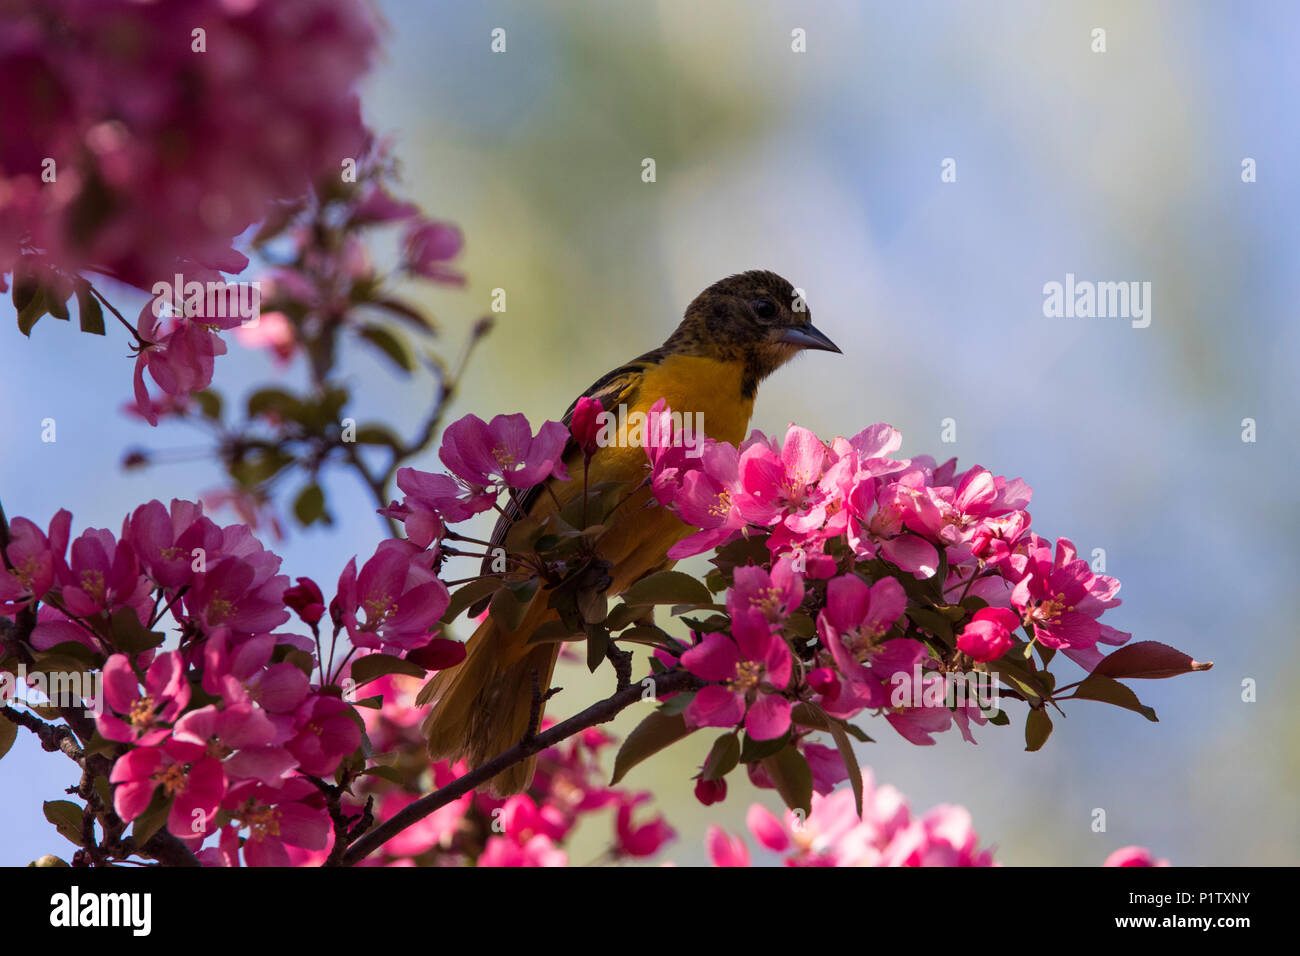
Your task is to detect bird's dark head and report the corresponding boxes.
[667,270,841,396]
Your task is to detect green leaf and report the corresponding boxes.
[352,694,384,710]
[350,653,426,685]
[525,619,583,645]
[247,387,306,421]
[355,424,405,450]
[585,623,609,673]
[760,745,813,817]
[293,483,326,526]
[43,800,84,846]
[229,448,294,487]
[193,389,223,421]
[702,733,741,782]
[93,775,114,810]
[824,713,864,817]
[615,624,677,649]
[0,712,17,761]
[273,645,316,677]
[1024,708,1053,751]
[17,284,48,336]
[605,602,644,631]
[790,702,831,730]
[11,266,39,313]
[358,323,415,372]
[610,711,695,785]
[109,608,166,655]
[621,570,713,608]
[130,788,171,849]
[740,729,791,763]
[372,297,437,335]
[655,690,696,716]
[842,722,874,743]
[489,584,528,633]
[360,765,406,784]
[905,606,954,642]
[441,577,501,624]
[1070,674,1158,721]
[75,283,105,335]
[46,286,70,320]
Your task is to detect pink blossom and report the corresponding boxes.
[728,556,804,627]
[478,834,567,867]
[682,609,793,740]
[58,527,152,622]
[440,413,569,490]
[284,696,361,776]
[667,440,746,558]
[614,794,676,858]
[335,540,449,652]
[0,510,70,609]
[402,219,464,284]
[223,777,331,867]
[1009,535,1124,659]
[570,395,602,457]
[1103,846,1169,867]
[97,652,190,745]
[956,606,1021,662]
[234,311,296,365]
[706,825,751,867]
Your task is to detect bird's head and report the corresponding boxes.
[668,270,841,396]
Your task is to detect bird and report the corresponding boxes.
[417,270,841,795]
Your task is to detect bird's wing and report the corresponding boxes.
[477,347,668,575]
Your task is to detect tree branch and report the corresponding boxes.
[340,667,702,866]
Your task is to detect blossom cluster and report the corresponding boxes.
[1,0,376,289]
[379,401,1207,821]
[327,674,676,866]
[0,499,452,865]
[707,769,995,867]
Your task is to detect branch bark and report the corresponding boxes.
[340,666,701,866]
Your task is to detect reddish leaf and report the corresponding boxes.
[1091,641,1213,680]
[406,638,465,671]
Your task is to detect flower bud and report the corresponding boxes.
[570,396,602,457]
[956,607,1021,663]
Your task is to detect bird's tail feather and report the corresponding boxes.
[418,593,561,796]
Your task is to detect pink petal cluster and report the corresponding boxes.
[0,0,377,287]
[707,769,996,867]
[0,499,395,863]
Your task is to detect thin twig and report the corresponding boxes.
[340,667,703,866]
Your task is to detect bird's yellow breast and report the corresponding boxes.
[510,353,755,593]
[631,353,754,444]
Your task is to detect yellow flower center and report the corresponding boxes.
[155,762,188,797]
[80,568,107,603]
[728,660,762,694]
[492,444,518,469]
[708,488,732,520]
[748,586,785,620]
[364,594,395,628]
[1030,592,1074,626]
[129,694,158,729]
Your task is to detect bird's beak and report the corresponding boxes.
[779,323,841,353]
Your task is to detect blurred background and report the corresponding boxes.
[3,0,1298,865]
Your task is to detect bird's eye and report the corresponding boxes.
[751,299,777,320]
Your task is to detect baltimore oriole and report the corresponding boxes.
[418,270,841,794]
